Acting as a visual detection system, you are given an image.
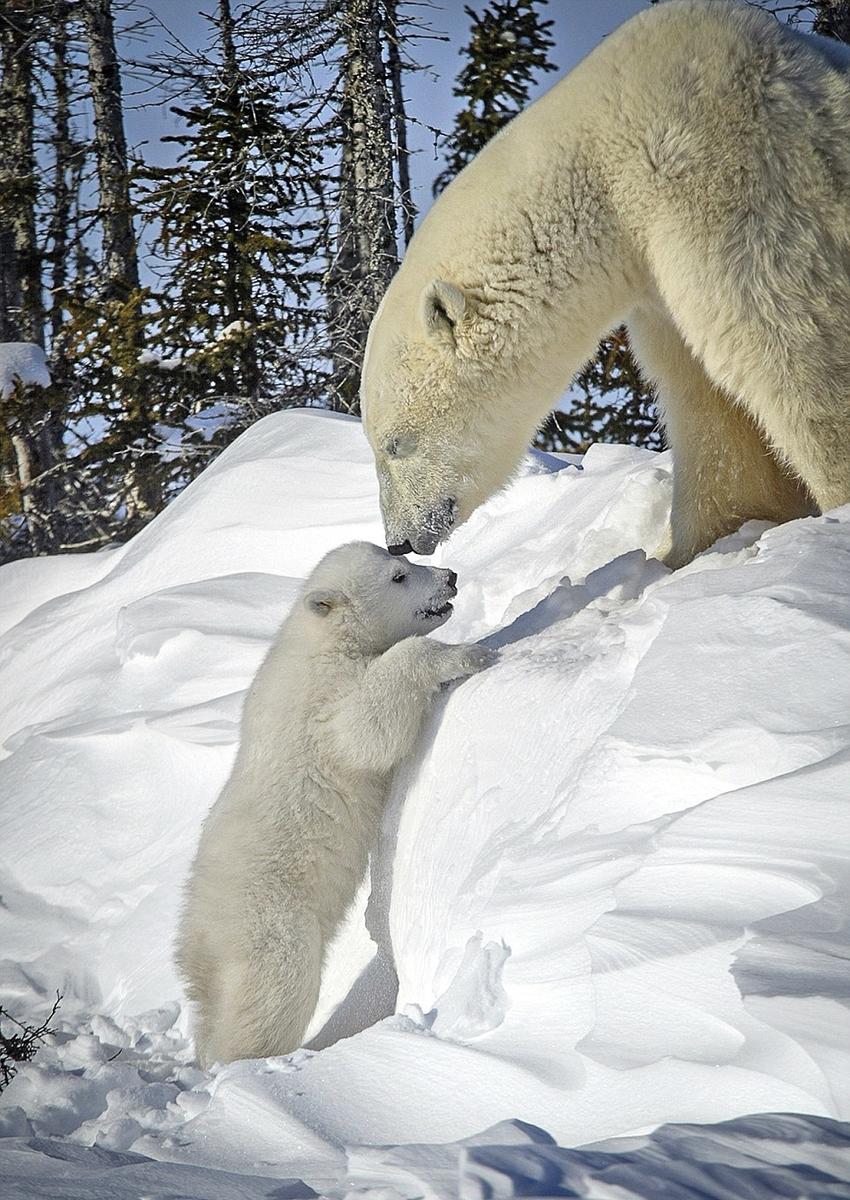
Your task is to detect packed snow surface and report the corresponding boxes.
[2,409,850,1197]
[0,342,51,398]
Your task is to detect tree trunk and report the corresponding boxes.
[217,0,260,397]
[345,0,398,298]
[82,0,160,527]
[0,4,60,555]
[82,0,139,301]
[383,0,416,249]
[0,8,41,344]
[0,228,22,346]
[48,1,72,349]
[328,0,399,413]
[41,0,73,517]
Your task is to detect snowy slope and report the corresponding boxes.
[2,408,850,1197]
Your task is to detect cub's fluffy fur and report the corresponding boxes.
[176,541,493,1066]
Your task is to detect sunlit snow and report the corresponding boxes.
[2,409,849,1196]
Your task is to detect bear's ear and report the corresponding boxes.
[304,588,347,618]
[422,279,468,341]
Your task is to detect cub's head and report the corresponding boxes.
[361,279,535,556]
[303,541,458,651]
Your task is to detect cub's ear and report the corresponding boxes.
[304,588,347,617]
[421,279,468,340]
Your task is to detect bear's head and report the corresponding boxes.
[303,541,459,651]
[361,279,539,556]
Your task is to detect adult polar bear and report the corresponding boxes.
[362,0,850,568]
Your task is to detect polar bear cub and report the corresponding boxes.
[176,541,494,1066]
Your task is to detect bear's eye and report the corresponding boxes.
[392,571,407,583]
[385,433,417,460]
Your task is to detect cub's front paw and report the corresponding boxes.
[438,643,498,685]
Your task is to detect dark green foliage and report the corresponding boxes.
[813,0,850,41]
[47,1,331,542]
[536,328,662,454]
[140,88,321,403]
[133,7,326,476]
[434,0,556,195]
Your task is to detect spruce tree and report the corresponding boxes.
[229,0,417,417]
[813,0,850,40]
[433,0,556,195]
[541,329,663,454]
[136,0,324,470]
[436,1,661,455]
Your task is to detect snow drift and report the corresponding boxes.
[2,408,850,1196]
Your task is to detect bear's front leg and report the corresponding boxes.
[330,638,496,775]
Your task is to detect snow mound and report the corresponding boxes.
[2,1112,850,1199]
[2,408,850,1196]
[0,342,51,398]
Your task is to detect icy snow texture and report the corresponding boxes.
[0,342,50,398]
[2,409,850,1196]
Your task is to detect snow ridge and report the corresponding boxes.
[2,409,850,1196]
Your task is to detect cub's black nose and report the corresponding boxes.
[447,570,458,588]
[388,540,413,556]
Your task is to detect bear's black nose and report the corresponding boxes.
[388,540,413,556]
[447,570,458,588]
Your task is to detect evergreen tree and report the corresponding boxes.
[231,0,418,417]
[540,329,663,454]
[813,0,850,40]
[136,0,325,461]
[433,0,556,195]
[436,1,660,456]
[535,331,663,454]
[0,1,437,555]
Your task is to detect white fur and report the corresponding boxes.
[362,0,850,566]
[176,542,494,1066]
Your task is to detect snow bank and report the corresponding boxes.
[2,1113,850,1198]
[0,342,50,398]
[2,409,850,1196]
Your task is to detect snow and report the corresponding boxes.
[217,319,251,339]
[0,342,51,398]
[2,408,850,1197]
[137,320,252,372]
[138,349,189,370]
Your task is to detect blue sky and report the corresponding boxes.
[118,1,648,225]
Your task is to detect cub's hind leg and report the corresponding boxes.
[197,900,323,1067]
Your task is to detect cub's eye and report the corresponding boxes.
[392,571,407,583]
